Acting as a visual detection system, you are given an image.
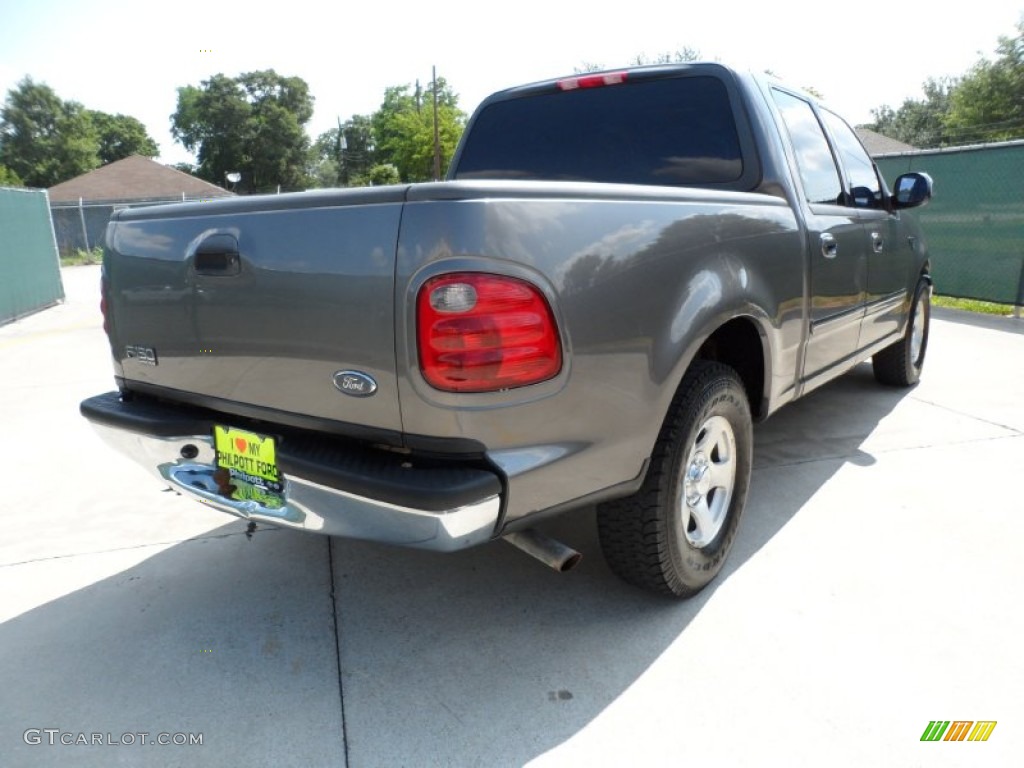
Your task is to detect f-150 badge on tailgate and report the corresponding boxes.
[125,345,158,365]
[333,370,377,397]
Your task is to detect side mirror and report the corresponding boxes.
[892,172,933,209]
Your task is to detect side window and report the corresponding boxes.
[771,89,843,206]
[821,109,883,209]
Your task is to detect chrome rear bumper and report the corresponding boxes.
[83,394,502,552]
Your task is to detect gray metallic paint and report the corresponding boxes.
[393,184,803,523]
[95,65,930,542]
[108,200,406,432]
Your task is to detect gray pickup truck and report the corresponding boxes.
[81,63,932,598]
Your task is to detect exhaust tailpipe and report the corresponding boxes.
[503,529,582,573]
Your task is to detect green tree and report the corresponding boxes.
[87,110,158,164]
[0,78,159,186]
[945,20,1024,143]
[631,47,701,65]
[367,163,400,186]
[171,70,314,193]
[0,164,22,186]
[372,78,466,182]
[339,114,376,185]
[0,77,98,187]
[308,153,339,188]
[577,47,702,73]
[311,114,377,187]
[867,78,957,148]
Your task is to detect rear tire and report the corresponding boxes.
[873,277,930,387]
[597,361,753,598]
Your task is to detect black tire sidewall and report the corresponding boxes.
[663,369,752,593]
[907,281,930,379]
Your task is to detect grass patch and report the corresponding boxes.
[60,247,103,267]
[933,295,1019,316]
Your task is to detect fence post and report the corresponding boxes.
[1015,254,1024,320]
[78,197,90,252]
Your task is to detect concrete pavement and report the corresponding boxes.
[1,266,1021,767]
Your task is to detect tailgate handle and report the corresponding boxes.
[194,234,240,276]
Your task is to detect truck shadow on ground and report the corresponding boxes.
[329,362,909,766]
[0,524,346,767]
[0,364,909,768]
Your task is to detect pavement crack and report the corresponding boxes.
[0,527,275,568]
[438,698,465,726]
[328,537,350,768]
[909,395,1024,435]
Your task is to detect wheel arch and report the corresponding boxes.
[656,307,774,437]
[691,315,770,420]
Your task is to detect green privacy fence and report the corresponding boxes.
[0,187,65,325]
[876,141,1024,306]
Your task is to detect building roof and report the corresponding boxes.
[855,128,917,157]
[47,155,232,203]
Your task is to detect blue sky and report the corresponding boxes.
[1,0,1020,166]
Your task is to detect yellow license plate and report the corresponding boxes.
[213,425,284,508]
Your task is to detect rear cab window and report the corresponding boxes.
[452,71,759,190]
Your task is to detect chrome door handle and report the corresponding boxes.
[871,232,884,253]
[821,233,838,259]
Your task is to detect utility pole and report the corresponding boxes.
[432,65,442,181]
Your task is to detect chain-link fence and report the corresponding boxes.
[876,141,1024,307]
[49,196,217,259]
[48,188,305,258]
[1,187,64,325]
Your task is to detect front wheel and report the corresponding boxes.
[597,361,753,598]
[873,277,930,387]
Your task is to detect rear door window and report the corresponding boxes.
[771,89,844,206]
[454,76,744,187]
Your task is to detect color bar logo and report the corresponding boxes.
[921,721,997,742]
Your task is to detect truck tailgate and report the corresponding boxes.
[105,189,406,434]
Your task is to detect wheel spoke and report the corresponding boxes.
[706,420,735,490]
[707,452,735,491]
[695,420,723,454]
[682,415,738,548]
[687,497,714,545]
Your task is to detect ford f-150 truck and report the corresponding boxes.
[81,64,933,598]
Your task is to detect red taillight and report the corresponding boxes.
[556,72,628,91]
[417,273,562,393]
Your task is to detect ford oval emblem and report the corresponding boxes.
[333,370,378,397]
